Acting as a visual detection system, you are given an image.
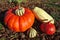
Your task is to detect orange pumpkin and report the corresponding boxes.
[4,7,35,32]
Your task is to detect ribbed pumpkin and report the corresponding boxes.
[4,7,35,32]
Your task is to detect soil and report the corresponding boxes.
[0,0,60,40]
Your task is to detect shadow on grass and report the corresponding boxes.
[0,10,8,28]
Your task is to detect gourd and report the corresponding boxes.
[40,22,56,35]
[33,7,54,24]
[4,7,35,32]
[29,28,37,38]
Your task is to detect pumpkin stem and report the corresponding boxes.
[15,7,25,16]
[15,0,25,16]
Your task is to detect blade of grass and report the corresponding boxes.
[43,2,60,10]
[0,23,3,30]
[0,37,6,40]
[50,12,60,21]
[48,0,59,3]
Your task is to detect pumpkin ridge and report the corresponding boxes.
[6,14,13,25]
[19,16,25,32]
[7,15,16,31]
[23,15,31,30]
[19,17,20,30]
[12,16,20,32]
[22,16,28,32]
[4,12,13,25]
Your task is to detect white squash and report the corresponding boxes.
[29,28,37,38]
[33,7,54,24]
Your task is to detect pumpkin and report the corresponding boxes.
[4,7,35,32]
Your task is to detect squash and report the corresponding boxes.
[33,7,54,24]
[4,7,35,32]
[40,22,56,35]
[29,28,37,38]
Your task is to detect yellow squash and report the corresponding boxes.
[33,7,54,24]
[29,28,37,38]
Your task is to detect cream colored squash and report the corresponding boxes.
[33,7,54,24]
[29,28,37,38]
